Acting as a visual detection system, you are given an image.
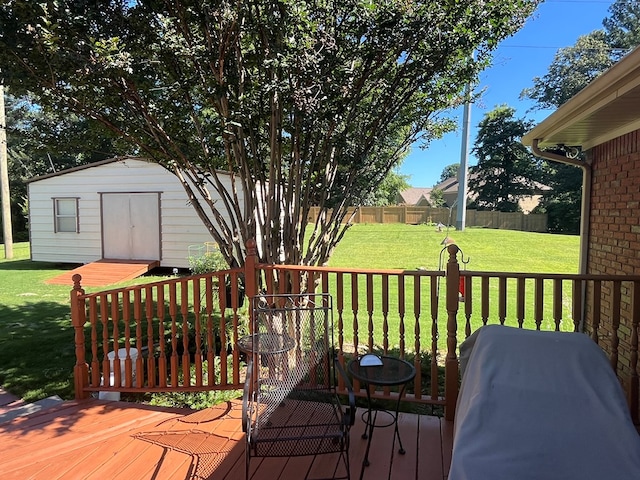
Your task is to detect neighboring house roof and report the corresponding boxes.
[433,175,461,195]
[425,171,550,213]
[522,45,640,150]
[397,187,432,205]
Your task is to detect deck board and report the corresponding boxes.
[0,398,453,480]
[45,259,160,287]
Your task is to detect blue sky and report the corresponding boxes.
[400,0,616,188]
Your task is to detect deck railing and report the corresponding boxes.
[71,242,640,423]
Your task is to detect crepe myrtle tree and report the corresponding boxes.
[0,0,539,268]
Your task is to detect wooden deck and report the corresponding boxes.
[0,398,453,480]
[45,259,160,287]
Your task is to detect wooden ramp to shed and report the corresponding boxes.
[45,259,160,287]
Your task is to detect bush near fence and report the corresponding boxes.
[306,206,548,232]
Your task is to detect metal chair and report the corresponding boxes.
[241,293,355,480]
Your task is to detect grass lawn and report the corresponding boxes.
[327,224,579,273]
[0,227,579,402]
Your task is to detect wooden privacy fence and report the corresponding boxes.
[306,206,548,232]
[71,242,639,423]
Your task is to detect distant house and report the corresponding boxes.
[522,45,640,417]
[27,157,242,269]
[406,171,550,214]
[396,187,433,206]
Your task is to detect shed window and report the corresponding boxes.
[53,198,79,233]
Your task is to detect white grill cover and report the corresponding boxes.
[449,325,640,480]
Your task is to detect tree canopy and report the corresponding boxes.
[521,0,640,109]
[603,0,640,52]
[520,31,615,110]
[469,105,539,212]
[438,163,459,184]
[519,0,640,234]
[1,0,540,267]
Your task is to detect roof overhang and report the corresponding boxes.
[522,46,640,151]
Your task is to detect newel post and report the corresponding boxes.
[70,274,90,399]
[244,240,259,331]
[444,244,461,421]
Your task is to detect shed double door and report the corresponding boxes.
[101,193,160,261]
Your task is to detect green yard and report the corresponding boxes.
[0,226,579,402]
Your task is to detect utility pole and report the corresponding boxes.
[0,84,13,259]
[455,83,472,231]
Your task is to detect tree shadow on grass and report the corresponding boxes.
[0,302,76,402]
[0,259,80,273]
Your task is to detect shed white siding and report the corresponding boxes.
[28,158,240,268]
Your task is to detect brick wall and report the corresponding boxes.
[587,130,640,416]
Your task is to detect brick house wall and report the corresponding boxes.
[587,129,640,416]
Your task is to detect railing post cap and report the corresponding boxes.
[72,274,83,289]
[447,244,460,255]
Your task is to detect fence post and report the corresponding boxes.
[70,274,90,400]
[444,244,461,421]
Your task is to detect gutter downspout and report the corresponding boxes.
[531,139,592,331]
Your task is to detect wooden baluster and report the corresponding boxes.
[366,273,374,351]
[630,280,640,424]
[592,281,602,344]
[122,290,132,388]
[111,292,121,388]
[398,274,406,359]
[430,275,439,401]
[382,274,389,354]
[535,278,544,330]
[219,273,228,386]
[591,280,602,344]
[292,269,301,295]
[336,272,345,356]
[572,279,583,332]
[156,286,166,388]
[193,278,203,387]
[133,289,144,388]
[169,282,178,386]
[205,276,216,387]
[335,271,347,392]
[481,276,489,325]
[219,272,227,311]
[553,278,563,331]
[516,277,525,329]
[464,274,472,337]
[413,274,421,400]
[180,279,190,386]
[351,273,360,355]
[100,294,110,387]
[90,296,100,387]
[610,281,621,371]
[498,277,507,325]
[145,286,156,388]
[231,271,241,385]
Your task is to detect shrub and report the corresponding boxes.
[148,356,242,409]
[188,245,228,274]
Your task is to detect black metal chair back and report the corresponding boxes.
[241,293,355,480]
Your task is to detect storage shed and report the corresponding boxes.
[27,157,239,269]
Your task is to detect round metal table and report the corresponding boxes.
[348,355,416,480]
